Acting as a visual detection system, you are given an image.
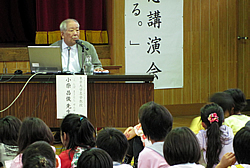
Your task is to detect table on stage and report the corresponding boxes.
[0,74,154,128]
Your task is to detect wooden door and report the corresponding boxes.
[238,0,250,98]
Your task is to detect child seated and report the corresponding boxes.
[223,88,250,135]
[22,141,56,168]
[96,127,132,167]
[137,101,173,168]
[59,114,96,168]
[164,127,204,168]
[190,92,235,134]
[10,117,57,168]
[216,127,250,167]
[123,107,152,168]
[77,148,113,168]
[197,103,234,168]
[0,116,22,167]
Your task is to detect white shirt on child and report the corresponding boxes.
[196,125,234,168]
[170,163,205,168]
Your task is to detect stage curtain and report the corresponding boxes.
[36,0,108,44]
[0,0,36,44]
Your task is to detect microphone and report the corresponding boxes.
[75,40,89,50]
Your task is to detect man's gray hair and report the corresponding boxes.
[59,19,80,32]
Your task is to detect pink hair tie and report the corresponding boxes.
[208,113,219,124]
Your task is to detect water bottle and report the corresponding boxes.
[83,55,94,75]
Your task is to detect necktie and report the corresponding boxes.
[67,47,71,71]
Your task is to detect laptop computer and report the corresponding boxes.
[28,46,62,74]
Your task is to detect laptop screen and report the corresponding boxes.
[27,46,62,74]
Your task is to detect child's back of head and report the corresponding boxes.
[0,115,22,146]
[139,101,173,142]
[60,113,96,150]
[96,127,129,163]
[224,88,247,114]
[163,127,201,166]
[18,117,54,153]
[0,116,22,167]
[201,103,224,128]
[209,92,234,118]
[22,141,56,168]
[77,148,113,168]
[233,126,250,164]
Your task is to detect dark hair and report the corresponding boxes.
[200,103,224,168]
[245,120,250,127]
[163,127,201,166]
[96,128,128,162]
[77,148,113,168]
[224,88,247,114]
[22,141,56,168]
[17,117,54,153]
[139,101,173,141]
[209,92,234,113]
[233,127,250,164]
[0,116,22,146]
[60,114,96,153]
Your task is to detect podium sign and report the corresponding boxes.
[56,75,87,119]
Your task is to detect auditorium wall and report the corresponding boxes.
[107,0,250,116]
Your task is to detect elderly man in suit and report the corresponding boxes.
[51,18,102,73]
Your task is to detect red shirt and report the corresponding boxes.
[59,149,74,168]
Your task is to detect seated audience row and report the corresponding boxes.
[0,89,249,168]
[190,88,249,135]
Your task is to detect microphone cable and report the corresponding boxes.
[0,72,41,113]
[0,74,16,82]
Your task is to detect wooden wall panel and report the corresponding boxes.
[200,0,210,103]
[0,62,3,73]
[158,0,237,106]
[218,0,228,91]
[0,46,111,61]
[191,0,201,103]
[237,0,250,99]
[5,61,30,74]
[154,89,164,104]
[110,0,238,112]
[107,0,125,74]
[164,89,174,104]
[227,1,237,89]
[182,1,192,104]
[209,0,219,94]
[0,48,28,61]
[172,88,183,104]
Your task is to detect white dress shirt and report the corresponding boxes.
[62,40,81,73]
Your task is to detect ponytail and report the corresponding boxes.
[77,117,96,148]
[200,103,224,168]
[60,113,96,159]
[206,122,222,168]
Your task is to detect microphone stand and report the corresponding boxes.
[80,46,86,74]
[76,40,89,73]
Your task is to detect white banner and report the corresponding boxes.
[56,75,87,119]
[125,0,183,89]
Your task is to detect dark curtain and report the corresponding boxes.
[0,0,36,44]
[36,0,107,31]
[0,0,106,44]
